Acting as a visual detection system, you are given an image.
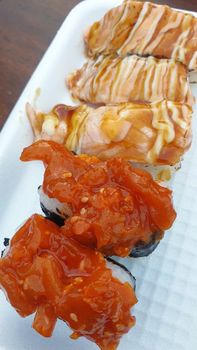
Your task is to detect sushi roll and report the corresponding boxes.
[26,101,192,183]
[0,214,137,350]
[39,185,162,258]
[21,140,176,258]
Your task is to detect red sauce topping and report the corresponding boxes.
[0,215,137,350]
[21,140,176,256]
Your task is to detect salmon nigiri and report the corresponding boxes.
[26,100,192,167]
[85,1,197,71]
[67,55,194,106]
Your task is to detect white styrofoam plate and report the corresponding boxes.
[0,1,197,349]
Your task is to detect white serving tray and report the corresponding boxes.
[0,1,197,349]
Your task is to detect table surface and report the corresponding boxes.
[0,0,196,130]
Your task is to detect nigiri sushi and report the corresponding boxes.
[26,101,192,169]
[0,214,137,350]
[20,140,176,257]
[67,55,194,105]
[85,1,197,71]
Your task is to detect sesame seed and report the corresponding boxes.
[81,196,89,203]
[80,208,86,215]
[70,313,78,322]
[75,277,83,283]
[63,172,72,178]
[100,188,105,193]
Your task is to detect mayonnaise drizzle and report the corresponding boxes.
[66,106,89,154]
[189,52,197,71]
[119,2,150,54]
[172,14,192,62]
[110,1,132,45]
[168,101,188,129]
[150,62,164,101]
[138,6,166,54]
[168,62,178,101]
[110,57,137,102]
[147,101,175,163]
[146,14,183,53]
[69,55,193,105]
[143,57,155,101]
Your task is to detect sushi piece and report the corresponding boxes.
[26,101,192,167]
[84,1,197,71]
[0,214,137,350]
[39,184,163,258]
[67,55,194,106]
[20,140,176,257]
[39,183,162,258]
[40,188,161,258]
